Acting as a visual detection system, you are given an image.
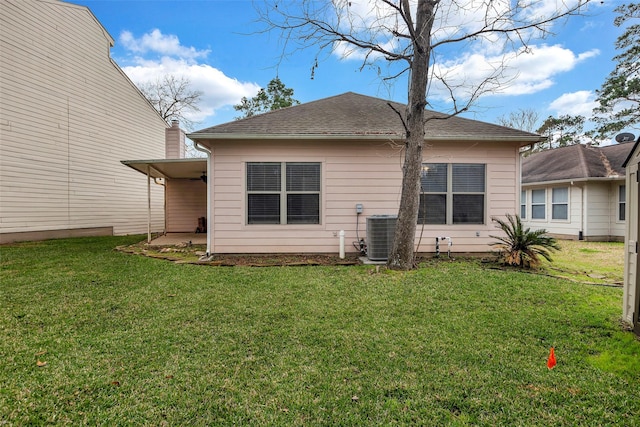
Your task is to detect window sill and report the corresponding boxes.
[244,223,324,230]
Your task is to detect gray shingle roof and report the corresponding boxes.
[522,142,634,184]
[189,92,542,141]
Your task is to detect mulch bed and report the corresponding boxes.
[116,242,361,266]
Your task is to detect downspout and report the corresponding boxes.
[194,141,213,259]
[146,165,151,244]
[519,143,535,216]
[579,182,584,240]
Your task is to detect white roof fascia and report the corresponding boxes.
[522,176,626,187]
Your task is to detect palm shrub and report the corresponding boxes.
[490,213,560,268]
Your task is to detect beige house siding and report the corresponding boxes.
[584,181,625,241]
[203,139,520,254]
[166,121,186,159]
[585,182,614,239]
[623,145,639,327]
[166,180,207,233]
[0,0,166,243]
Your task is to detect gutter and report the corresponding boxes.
[193,142,213,259]
[522,176,625,187]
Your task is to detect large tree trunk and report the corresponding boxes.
[387,0,435,270]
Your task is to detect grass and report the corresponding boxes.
[540,240,624,285]
[1,236,638,425]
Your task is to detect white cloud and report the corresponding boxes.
[117,30,260,126]
[123,57,260,124]
[427,44,599,103]
[548,90,598,117]
[326,1,602,109]
[120,29,210,61]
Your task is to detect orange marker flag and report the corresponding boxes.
[547,347,557,370]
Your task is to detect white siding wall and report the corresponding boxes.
[203,139,521,254]
[521,184,583,239]
[609,181,626,238]
[522,180,626,241]
[0,0,166,242]
[584,182,610,238]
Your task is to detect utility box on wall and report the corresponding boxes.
[366,215,397,261]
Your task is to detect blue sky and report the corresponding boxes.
[68,0,626,136]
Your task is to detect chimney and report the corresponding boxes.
[165,119,186,159]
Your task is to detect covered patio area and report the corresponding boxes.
[121,158,208,244]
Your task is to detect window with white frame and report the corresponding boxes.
[552,187,568,220]
[418,163,486,224]
[246,162,320,224]
[619,184,626,221]
[520,190,527,219]
[531,189,546,219]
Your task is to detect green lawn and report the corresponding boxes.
[1,236,639,425]
[541,240,625,285]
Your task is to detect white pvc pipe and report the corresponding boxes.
[339,230,345,259]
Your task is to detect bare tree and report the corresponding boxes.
[496,108,540,133]
[259,0,592,270]
[139,74,203,131]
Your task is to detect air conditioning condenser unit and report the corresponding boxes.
[366,215,397,261]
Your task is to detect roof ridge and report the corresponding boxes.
[598,149,616,177]
[576,144,591,178]
[227,92,386,124]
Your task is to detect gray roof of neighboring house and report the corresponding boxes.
[522,141,634,184]
[189,92,542,142]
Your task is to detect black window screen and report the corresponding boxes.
[247,163,280,191]
[247,162,320,225]
[418,163,485,225]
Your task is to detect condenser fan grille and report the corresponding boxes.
[366,215,397,261]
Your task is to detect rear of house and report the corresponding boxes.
[0,0,167,244]
[188,92,542,256]
[521,142,631,241]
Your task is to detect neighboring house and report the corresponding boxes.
[520,142,633,242]
[623,136,640,334]
[164,92,542,256]
[0,0,168,244]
